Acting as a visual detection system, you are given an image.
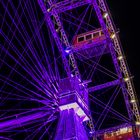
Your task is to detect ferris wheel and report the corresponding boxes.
[0,0,140,139]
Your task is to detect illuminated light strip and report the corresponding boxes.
[50,0,90,14]
[97,0,140,125]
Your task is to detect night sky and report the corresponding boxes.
[108,0,140,102]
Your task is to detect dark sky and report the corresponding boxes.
[107,0,140,101]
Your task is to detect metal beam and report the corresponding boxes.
[93,0,140,138]
[38,0,71,77]
[48,0,81,77]
[54,109,88,140]
[88,79,120,93]
[0,111,56,131]
[51,0,90,14]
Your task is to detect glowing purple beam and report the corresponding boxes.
[61,14,95,32]
[0,74,50,101]
[75,51,118,79]
[1,34,55,100]
[1,1,55,88]
[38,0,71,78]
[0,31,50,93]
[49,0,90,14]
[73,5,90,41]
[96,87,121,129]
[20,0,58,83]
[0,111,55,131]
[88,79,120,92]
[90,95,130,122]
[24,112,56,140]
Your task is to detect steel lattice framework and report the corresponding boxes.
[0,0,140,139]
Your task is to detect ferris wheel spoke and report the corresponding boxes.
[75,55,117,81]
[0,0,51,82]
[96,86,121,130]
[86,46,106,80]
[0,67,53,102]
[0,110,54,131]
[47,26,62,82]
[30,1,56,76]
[62,12,96,31]
[0,75,51,101]
[0,91,35,101]
[39,121,54,140]
[1,0,42,64]
[0,40,56,95]
[61,18,91,34]
[0,0,28,42]
[76,50,117,77]
[75,51,118,79]
[8,122,43,138]
[91,110,126,122]
[0,0,10,29]
[0,106,53,121]
[71,6,90,38]
[20,0,56,80]
[89,94,130,122]
[1,113,57,140]
[0,29,50,88]
[24,112,56,140]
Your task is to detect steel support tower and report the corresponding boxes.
[0,0,140,139]
[37,0,140,139]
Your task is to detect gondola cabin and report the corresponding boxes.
[73,28,106,47]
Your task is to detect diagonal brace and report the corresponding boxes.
[88,79,120,93]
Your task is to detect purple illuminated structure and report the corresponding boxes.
[0,0,140,139]
[55,109,88,140]
[58,77,89,121]
[55,77,89,139]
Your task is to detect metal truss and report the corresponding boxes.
[96,0,140,137]
[49,0,90,14]
[38,0,140,139]
[0,111,56,131]
[38,0,72,77]
[88,79,120,93]
[48,0,81,77]
[39,0,81,78]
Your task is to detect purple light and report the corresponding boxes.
[0,0,139,139]
[65,48,71,54]
[54,109,89,140]
[71,74,74,77]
